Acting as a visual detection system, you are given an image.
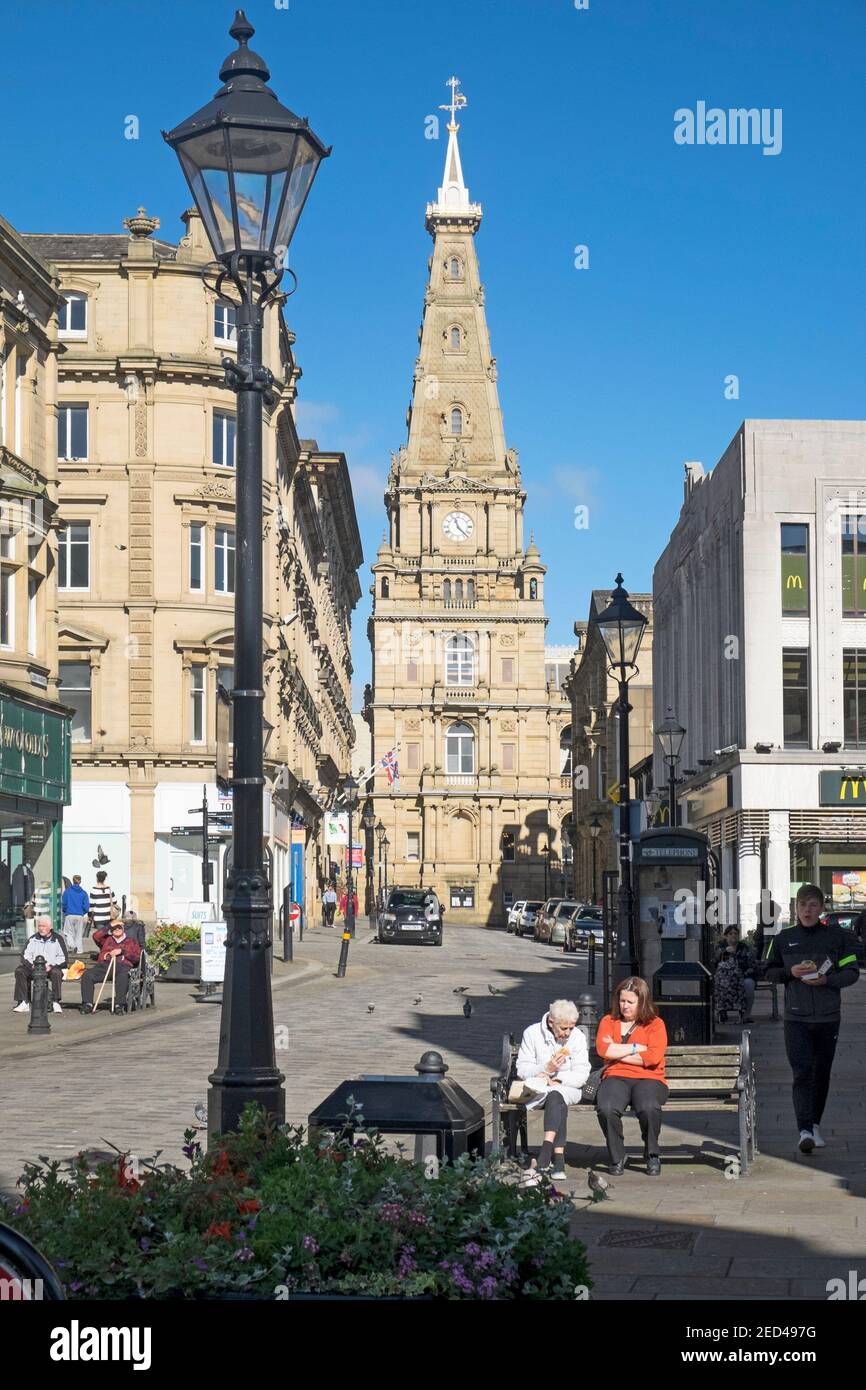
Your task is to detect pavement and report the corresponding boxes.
[1,921,864,1300]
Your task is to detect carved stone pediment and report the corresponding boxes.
[195,479,234,500]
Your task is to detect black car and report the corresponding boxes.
[563,906,604,953]
[378,887,444,946]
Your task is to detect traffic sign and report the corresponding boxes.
[289,902,301,922]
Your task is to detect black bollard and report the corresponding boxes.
[28,957,51,1035]
[336,926,350,979]
[587,934,596,985]
[281,886,293,963]
[577,992,598,1053]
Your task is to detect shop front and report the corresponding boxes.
[0,684,71,965]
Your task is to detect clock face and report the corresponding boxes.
[443,510,474,542]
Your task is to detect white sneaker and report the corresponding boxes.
[798,1130,815,1154]
[550,1167,568,1181]
[52,1002,63,1014]
[811,1126,826,1149]
[13,1001,29,1013]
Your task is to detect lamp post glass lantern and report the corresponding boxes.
[593,574,648,981]
[655,707,686,828]
[163,10,328,1141]
[541,841,550,900]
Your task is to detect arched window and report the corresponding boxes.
[560,725,572,777]
[529,577,538,600]
[445,635,474,686]
[449,256,461,279]
[454,579,464,602]
[443,578,451,602]
[446,721,475,774]
[467,578,475,602]
[381,576,390,598]
[451,407,463,435]
[450,326,461,349]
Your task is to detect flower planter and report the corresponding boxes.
[158,943,202,983]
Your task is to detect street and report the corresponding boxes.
[3,923,866,1300]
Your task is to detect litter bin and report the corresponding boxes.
[653,960,712,1045]
[308,1050,485,1163]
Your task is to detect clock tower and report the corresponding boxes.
[365,81,570,924]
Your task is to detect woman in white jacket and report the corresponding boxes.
[515,999,590,1180]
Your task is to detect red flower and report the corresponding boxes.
[236,1199,260,1215]
[116,1158,140,1193]
[205,1221,233,1241]
[211,1151,231,1177]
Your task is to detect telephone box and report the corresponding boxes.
[635,827,714,1040]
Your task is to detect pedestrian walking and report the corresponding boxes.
[13,916,68,1014]
[515,999,590,1183]
[88,870,117,934]
[339,889,358,919]
[322,884,337,927]
[764,883,860,1154]
[61,874,90,954]
[595,976,669,1176]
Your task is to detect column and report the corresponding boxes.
[767,811,791,925]
[128,778,156,920]
[738,838,762,936]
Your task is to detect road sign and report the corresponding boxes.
[289,902,301,922]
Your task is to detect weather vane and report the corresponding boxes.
[439,76,467,128]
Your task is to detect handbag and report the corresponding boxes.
[584,1022,635,1102]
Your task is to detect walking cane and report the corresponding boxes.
[92,953,117,1013]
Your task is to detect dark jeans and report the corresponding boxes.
[14,961,63,1004]
[81,960,131,1009]
[596,1077,669,1165]
[323,903,335,926]
[541,1088,568,1147]
[783,1020,839,1131]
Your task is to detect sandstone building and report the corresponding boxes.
[23,208,361,924]
[364,92,569,925]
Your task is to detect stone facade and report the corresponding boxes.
[23,208,361,924]
[564,588,654,903]
[364,109,569,925]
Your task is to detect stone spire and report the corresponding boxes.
[426,77,482,235]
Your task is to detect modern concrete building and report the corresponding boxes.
[364,92,569,925]
[23,207,361,925]
[564,588,654,903]
[0,214,71,958]
[653,421,866,932]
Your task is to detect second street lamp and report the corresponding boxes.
[361,802,376,926]
[382,834,390,900]
[336,774,359,978]
[589,815,601,904]
[163,9,329,1141]
[655,707,686,828]
[541,841,550,900]
[593,573,649,981]
[375,819,385,911]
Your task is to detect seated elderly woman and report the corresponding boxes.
[515,998,590,1181]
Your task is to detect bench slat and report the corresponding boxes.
[666,1078,739,1092]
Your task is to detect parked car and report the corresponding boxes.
[506,900,526,933]
[564,906,604,953]
[514,900,543,937]
[378,887,444,946]
[536,900,580,945]
[532,898,563,942]
[820,909,865,965]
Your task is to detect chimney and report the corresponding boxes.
[176,208,212,264]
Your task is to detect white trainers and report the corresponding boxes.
[798,1130,815,1154]
[550,1167,568,1181]
[811,1126,826,1149]
[52,1002,63,1014]
[13,1001,29,1013]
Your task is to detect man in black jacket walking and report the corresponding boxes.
[764,884,860,1153]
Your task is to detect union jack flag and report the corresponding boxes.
[382,748,400,788]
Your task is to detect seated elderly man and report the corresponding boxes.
[80,910,142,1016]
[13,916,68,1014]
[516,998,590,1182]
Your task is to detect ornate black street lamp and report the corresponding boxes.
[593,574,649,980]
[361,802,376,925]
[541,841,550,900]
[164,10,329,1140]
[655,707,686,828]
[375,819,385,910]
[336,774,359,977]
[589,816,601,904]
[382,834,390,900]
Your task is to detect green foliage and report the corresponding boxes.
[144,924,200,973]
[5,1107,591,1301]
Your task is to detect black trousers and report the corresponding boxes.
[323,903,336,926]
[541,1088,568,1147]
[596,1077,669,1165]
[81,961,131,1008]
[783,1020,839,1131]
[14,961,63,1004]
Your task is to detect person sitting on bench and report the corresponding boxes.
[595,976,669,1177]
[80,910,141,1015]
[13,916,68,1015]
[515,998,590,1182]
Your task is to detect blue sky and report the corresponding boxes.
[8,0,866,700]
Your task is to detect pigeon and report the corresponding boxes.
[92,844,110,868]
[413,995,423,1006]
[488,984,504,996]
[452,986,470,996]
[587,1169,612,1202]
[462,999,472,1018]
[366,1004,375,1014]
[194,1102,207,1124]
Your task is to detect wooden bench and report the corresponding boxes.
[490,1032,758,1175]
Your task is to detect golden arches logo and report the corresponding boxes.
[839,777,866,801]
[785,574,804,589]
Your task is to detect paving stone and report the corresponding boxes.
[631,1275,790,1297]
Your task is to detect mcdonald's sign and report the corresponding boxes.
[820,770,866,805]
[785,574,803,589]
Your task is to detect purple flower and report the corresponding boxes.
[139,1237,151,1251]
[193,1258,209,1272]
[478,1276,498,1299]
[235,1246,254,1262]
[464,1241,482,1257]
[408,1209,428,1227]
[302,1235,319,1254]
[397,1243,417,1277]
[380,1202,404,1225]
[69,1281,83,1292]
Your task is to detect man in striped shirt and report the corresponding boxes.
[88,871,117,935]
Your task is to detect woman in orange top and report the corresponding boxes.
[595,976,668,1177]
